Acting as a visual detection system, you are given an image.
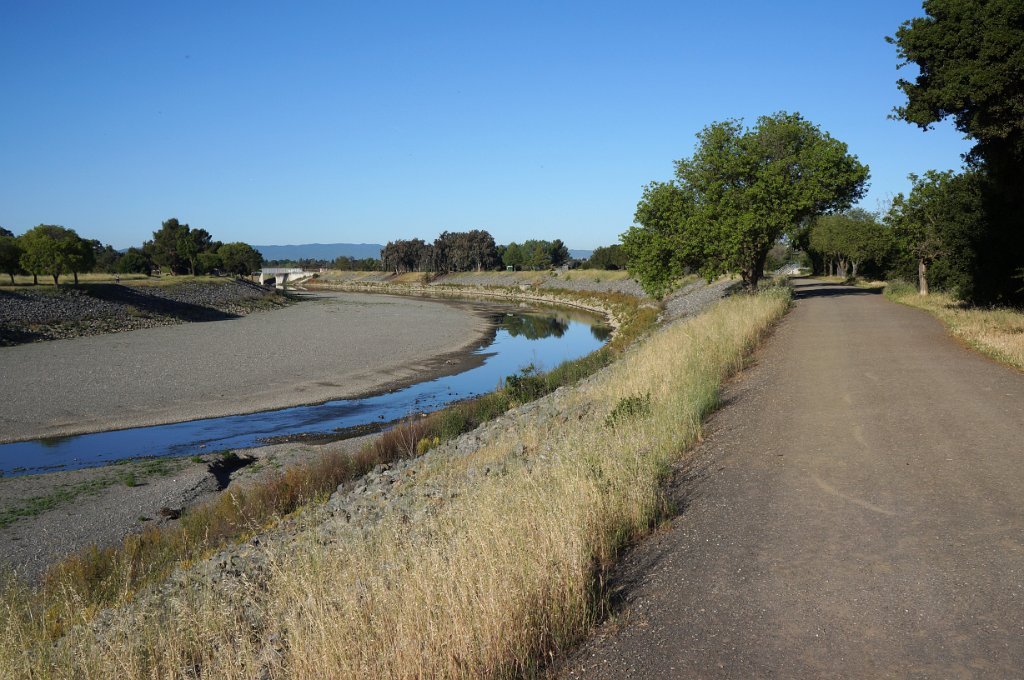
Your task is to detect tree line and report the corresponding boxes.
[380,231,572,274]
[622,1,1023,305]
[0,218,263,285]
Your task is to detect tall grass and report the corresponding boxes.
[885,281,1024,370]
[0,287,789,678]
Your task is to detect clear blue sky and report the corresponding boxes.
[0,1,970,250]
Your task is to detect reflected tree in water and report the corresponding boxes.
[500,314,568,340]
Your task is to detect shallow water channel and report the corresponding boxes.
[0,307,609,476]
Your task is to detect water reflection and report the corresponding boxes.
[502,313,568,340]
[0,307,607,476]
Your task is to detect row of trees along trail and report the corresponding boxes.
[380,231,571,274]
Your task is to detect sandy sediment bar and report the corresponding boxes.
[0,292,492,443]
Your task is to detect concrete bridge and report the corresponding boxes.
[258,268,313,288]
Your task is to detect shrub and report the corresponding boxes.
[604,393,652,428]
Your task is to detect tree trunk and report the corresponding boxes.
[32,274,38,285]
[742,250,768,292]
[851,261,859,279]
[52,274,59,285]
[918,259,929,296]
[8,273,13,284]
[73,271,79,285]
[837,258,848,279]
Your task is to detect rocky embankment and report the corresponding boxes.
[0,279,286,345]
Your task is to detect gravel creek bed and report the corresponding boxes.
[0,279,286,345]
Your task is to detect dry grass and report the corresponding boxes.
[885,282,1024,371]
[0,288,655,665]
[0,287,789,678]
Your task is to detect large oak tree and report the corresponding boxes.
[624,112,869,295]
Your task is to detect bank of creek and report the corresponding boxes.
[0,290,610,577]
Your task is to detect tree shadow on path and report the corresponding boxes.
[792,283,883,301]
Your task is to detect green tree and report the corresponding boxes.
[382,239,432,273]
[217,242,263,276]
[886,170,985,296]
[501,242,524,270]
[0,235,24,284]
[89,240,122,273]
[196,251,223,275]
[809,215,846,277]
[890,0,1024,168]
[179,227,214,276]
[115,248,153,275]
[585,244,628,270]
[147,218,188,274]
[548,239,570,267]
[628,112,869,294]
[809,209,890,279]
[889,0,1024,303]
[622,181,695,297]
[18,225,94,285]
[67,236,95,284]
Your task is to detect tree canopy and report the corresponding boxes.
[625,112,869,295]
[583,244,628,270]
[145,219,221,275]
[890,0,1024,303]
[432,230,498,273]
[381,238,433,273]
[808,209,890,279]
[890,0,1024,168]
[218,242,264,275]
[501,239,569,270]
[18,225,95,285]
[886,169,986,296]
[0,235,24,283]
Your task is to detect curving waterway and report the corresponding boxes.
[0,307,610,476]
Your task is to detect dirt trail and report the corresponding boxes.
[566,279,1024,678]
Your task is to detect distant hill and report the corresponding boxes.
[253,243,384,261]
